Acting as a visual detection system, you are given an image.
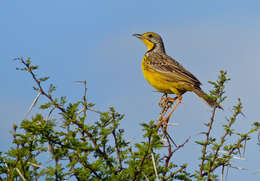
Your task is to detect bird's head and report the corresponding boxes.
[133,32,165,53]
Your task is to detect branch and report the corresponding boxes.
[173,136,191,154]
[112,129,123,171]
[210,134,249,173]
[208,101,242,173]
[77,155,102,179]
[15,168,26,181]
[132,135,152,181]
[15,57,114,169]
[151,152,159,180]
[199,105,217,177]
[166,164,187,180]
[162,134,173,180]
[75,80,88,119]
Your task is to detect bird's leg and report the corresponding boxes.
[166,96,178,104]
[162,96,182,132]
[158,93,168,106]
[158,94,177,107]
[156,96,180,128]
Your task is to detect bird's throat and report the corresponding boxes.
[141,39,155,51]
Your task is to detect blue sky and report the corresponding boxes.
[1,0,260,180]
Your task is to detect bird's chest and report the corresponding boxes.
[141,57,172,93]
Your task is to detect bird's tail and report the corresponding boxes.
[193,88,216,108]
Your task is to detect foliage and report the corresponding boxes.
[196,71,260,180]
[0,58,259,181]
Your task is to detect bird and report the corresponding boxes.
[133,32,216,111]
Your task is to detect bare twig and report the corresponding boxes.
[75,80,87,101]
[162,132,173,180]
[173,136,191,154]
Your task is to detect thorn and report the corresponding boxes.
[166,132,178,147]
[230,165,247,171]
[24,92,42,120]
[142,171,150,181]
[28,162,47,169]
[209,150,245,160]
[15,168,26,181]
[151,152,159,180]
[167,123,179,126]
[46,108,55,121]
[240,111,246,118]
[75,80,87,84]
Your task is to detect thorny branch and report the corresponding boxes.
[205,133,250,177]
[14,57,114,171]
[112,129,123,171]
[162,133,173,179]
[166,164,187,180]
[199,104,217,177]
[157,95,190,180]
[173,136,191,154]
[76,80,88,119]
[208,101,242,175]
[13,58,257,180]
[132,135,152,181]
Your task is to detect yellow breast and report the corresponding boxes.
[141,56,192,95]
[141,56,173,94]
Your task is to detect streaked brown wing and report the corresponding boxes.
[147,53,201,86]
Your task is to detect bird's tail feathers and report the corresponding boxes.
[193,88,217,108]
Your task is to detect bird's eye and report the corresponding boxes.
[148,34,153,38]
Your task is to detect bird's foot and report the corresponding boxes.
[158,95,177,107]
[156,96,182,131]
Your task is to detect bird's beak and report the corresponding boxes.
[133,33,144,39]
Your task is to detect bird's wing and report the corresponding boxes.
[147,53,201,86]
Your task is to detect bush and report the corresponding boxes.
[0,57,259,180]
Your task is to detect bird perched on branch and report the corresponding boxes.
[133,32,216,113]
